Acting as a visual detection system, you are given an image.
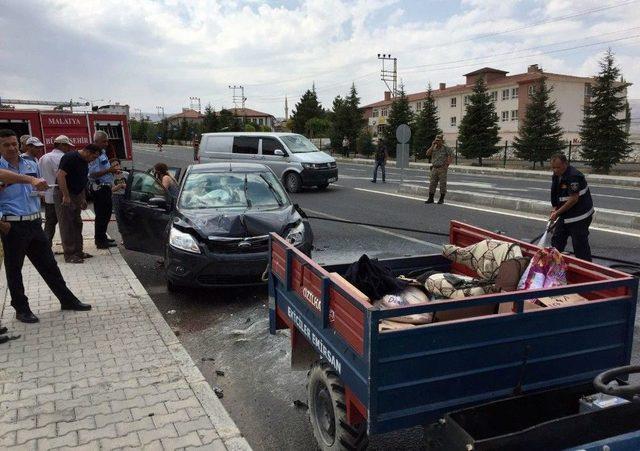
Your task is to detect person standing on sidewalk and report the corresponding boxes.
[21,137,45,163]
[549,154,594,261]
[109,158,128,236]
[424,134,453,204]
[0,129,91,323]
[371,143,388,183]
[55,144,102,263]
[38,135,74,246]
[89,131,118,249]
[342,136,350,158]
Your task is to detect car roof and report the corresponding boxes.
[188,162,272,174]
[200,132,298,138]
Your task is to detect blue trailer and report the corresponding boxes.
[268,221,639,450]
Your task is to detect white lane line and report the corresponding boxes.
[304,208,443,250]
[352,187,640,238]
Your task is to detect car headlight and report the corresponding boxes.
[285,221,305,246]
[302,163,322,169]
[169,227,201,254]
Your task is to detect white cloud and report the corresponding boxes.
[1,0,639,116]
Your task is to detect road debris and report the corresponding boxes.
[293,400,308,410]
[216,370,225,376]
[167,309,176,315]
[214,386,224,398]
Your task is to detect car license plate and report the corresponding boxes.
[328,177,337,183]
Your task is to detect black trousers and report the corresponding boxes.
[93,186,113,243]
[1,219,79,312]
[551,215,593,261]
[43,202,58,246]
[372,161,386,182]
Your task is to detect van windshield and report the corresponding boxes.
[281,135,319,153]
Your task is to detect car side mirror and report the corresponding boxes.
[274,149,285,156]
[148,197,168,209]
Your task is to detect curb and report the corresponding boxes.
[112,249,253,450]
[335,157,640,188]
[398,183,640,231]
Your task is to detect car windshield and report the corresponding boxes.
[280,134,319,153]
[178,171,289,210]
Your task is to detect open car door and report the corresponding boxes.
[117,170,173,255]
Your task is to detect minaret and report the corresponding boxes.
[285,96,289,120]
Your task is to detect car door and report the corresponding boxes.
[117,170,173,255]
[259,137,289,178]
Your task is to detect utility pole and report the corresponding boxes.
[155,106,165,119]
[134,108,143,121]
[188,97,201,113]
[377,53,398,97]
[229,85,247,126]
[284,96,289,120]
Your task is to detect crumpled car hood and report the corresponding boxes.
[174,205,300,238]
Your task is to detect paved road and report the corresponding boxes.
[115,143,640,450]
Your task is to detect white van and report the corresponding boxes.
[199,132,338,193]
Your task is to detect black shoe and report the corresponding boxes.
[96,241,117,249]
[16,310,39,323]
[106,238,116,243]
[371,180,376,183]
[425,194,435,204]
[438,194,445,204]
[0,326,7,335]
[61,300,92,311]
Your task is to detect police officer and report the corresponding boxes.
[549,153,594,261]
[0,129,91,323]
[89,131,118,249]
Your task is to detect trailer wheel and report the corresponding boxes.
[307,360,368,451]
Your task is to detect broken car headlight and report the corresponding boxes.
[285,221,305,246]
[169,227,201,254]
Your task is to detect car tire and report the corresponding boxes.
[284,172,302,193]
[307,360,368,451]
[317,183,329,190]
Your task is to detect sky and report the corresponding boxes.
[1,0,639,117]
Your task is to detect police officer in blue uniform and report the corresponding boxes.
[89,131,117,249]
[0,129,91,323]
[550,154,594,261]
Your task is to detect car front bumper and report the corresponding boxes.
[300,167,338,186]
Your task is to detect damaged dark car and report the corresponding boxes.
[117,163,313,290]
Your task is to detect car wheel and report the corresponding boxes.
[285,172,302,193]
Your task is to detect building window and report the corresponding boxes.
[450,116,457,127]
[490,91,498,102]
[450,97,457,108]
[377,125,385,135]
[528,85,535,96]
[463,95,470,106]
[584,84,592,97]
[381,108,388,117]
[372,109,379,118]
[511,88,518,99]
[501,111,509,122]
[502,89,510,101]
[511,110,518,121]
[416,101,422,110]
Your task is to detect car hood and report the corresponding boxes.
[293,151,335,164]
[175,205,301,238]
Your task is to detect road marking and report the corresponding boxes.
[304,208,443,250]
[353,187,640,238]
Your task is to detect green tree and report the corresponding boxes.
[177,118,189,141]
[202,104,219,132]
[329,95,348,153]
[412,84,441,159]
[356,130,375,157]
[305,117,331,138]
[244,122,256,132]
[344,83,367,155]
[580,50,631,173]
[381,85,414,157]
[291,87,324,134]
[218,109,242,131]
[457,76,501,165]
[513,78,564,168]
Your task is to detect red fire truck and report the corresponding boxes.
[0,109,132,160]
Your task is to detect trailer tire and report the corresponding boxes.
[307,360,368,451]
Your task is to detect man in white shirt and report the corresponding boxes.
[38,135,74,246]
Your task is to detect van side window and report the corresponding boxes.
[261,138,282,156]
[232,137,259,154]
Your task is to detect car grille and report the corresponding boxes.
[206,235,270,254]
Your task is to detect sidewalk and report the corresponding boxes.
[0,211,252,450]
[334,156,640,188]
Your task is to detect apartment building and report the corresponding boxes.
[361,64,624,144]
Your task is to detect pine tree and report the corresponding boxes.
[382,85,414,157]
[329,96,348,153]
[202,104,219,133]
[513,78,564,168]
[412,84,441,159]
[457,77,501,165]
[345,83,367,155]
[291,87,324,135]
[580,50,631,173]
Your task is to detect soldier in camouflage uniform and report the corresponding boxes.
[425,134,454,204]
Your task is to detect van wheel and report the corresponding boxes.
[285,172,302,193]
[307,360,368,450]
[318,183,329,190]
